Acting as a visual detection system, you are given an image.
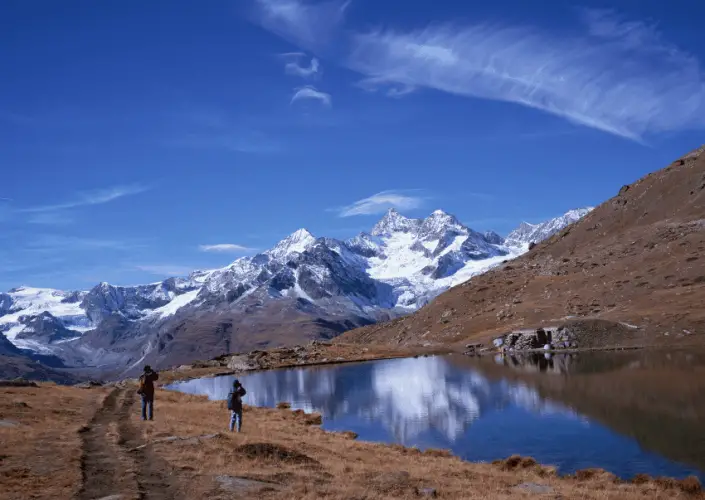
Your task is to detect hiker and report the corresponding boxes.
[137,365,159,421]
[227,379,247,432]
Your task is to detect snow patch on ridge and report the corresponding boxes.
[152,289,201,319]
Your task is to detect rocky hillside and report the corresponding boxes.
[341,145,705,348]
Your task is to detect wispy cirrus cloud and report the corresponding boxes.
[335,190,426,217]
[347,15,705,141]
[252,0,349,51]
[16,184,150,214]
[282,52,321,78]
[250,1,705,141]
[199,243,254,253]
[291,85,332,107]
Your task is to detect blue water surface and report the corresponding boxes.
[167,353,705,480]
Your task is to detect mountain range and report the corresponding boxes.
[0,207,591,379]
[342,144,705,349]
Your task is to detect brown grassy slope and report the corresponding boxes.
[135,389,702,499]
[340,144,705,348]
[0,384,101,500]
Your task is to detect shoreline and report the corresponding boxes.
[160,340,705,385]
[2,379,703,499]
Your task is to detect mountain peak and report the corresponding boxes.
[267,228,317,260]
[418,209,467,240]
[505,207,592,247]
[371,209,421,236]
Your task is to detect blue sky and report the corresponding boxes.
[1,0,704,291]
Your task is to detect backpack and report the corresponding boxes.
[137,375,146,395]
[227,388,246,410]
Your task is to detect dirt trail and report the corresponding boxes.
[76,388,181,500]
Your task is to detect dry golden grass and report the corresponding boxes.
[132,388,702,499]
[0,380,702,499]
[0,384,106,500]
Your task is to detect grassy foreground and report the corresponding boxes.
[1,382,703,499]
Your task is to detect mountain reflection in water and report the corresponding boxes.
[168,351,705,480]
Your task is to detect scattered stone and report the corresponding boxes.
[215,475,281,494]
[276,402,291,409]
[0,419,19,428]
[493,337,504,348]
[0,379,38,387]
[417,487,438,497]
[515,483,553,494]
[74,380,103,389]
[96,495,125,500]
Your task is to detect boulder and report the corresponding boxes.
[226,355,258,371]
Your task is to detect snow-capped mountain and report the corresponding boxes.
[505,208,594,248]
[0,207,591,376]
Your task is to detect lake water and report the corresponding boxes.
[167,350,705,480]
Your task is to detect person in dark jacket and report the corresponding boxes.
[137,365,159,421]
[227,379,247,432]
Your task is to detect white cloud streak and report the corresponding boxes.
[252,0,349,51]
[251,1,705,141]
[348,14,705,141]
[291,85,332,107]
[336,190,425,217]
[198,244,253,253]
[282,52,321,78]
[17,184,150,213]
